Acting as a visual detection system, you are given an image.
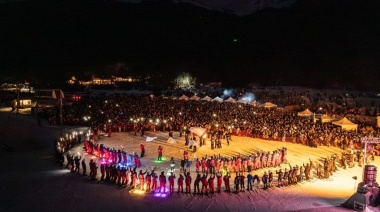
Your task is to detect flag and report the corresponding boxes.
[146,137,157,142]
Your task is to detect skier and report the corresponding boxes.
[168,172,176,195]
[139,169,147,189]
[216,172,223,193]
[159,171,167,193]
[170,157,175,172]
[234,172,240,193]
[193,174,201,195]
[177,174,184,193]
[158,146,163,161]
[276,169,283,187]
[201,173,208,195]
[140,143,145,158]
[185,172,192,194]
[81,159,87,176]
[262,171,269,190]
[208,174,215,194]
[223,173,231,192]
[247,172,253,191]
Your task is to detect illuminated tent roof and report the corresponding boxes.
[298,109,313,117]
[333,117,358,131]
[201,96,212,101]
[250,100,258,106]
[178,95,189,100]
[225,97,236,103]
[237,98,248,104]
[260,102,277,108]
[321,114,335,123]
[189,95,200,101]
[212,96,224,102]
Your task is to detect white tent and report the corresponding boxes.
[145,136,157,142]
[321,114,335,123]
[298,109,314,117]
[189,95,200,101]
[225,97,236,103]
[189,127,207,137]
[167,137,177,144]
[260,102,277,108]
[212,96,224,102]
[201,96,212,101]
[237,98,248,104]
[178,95,189,100]
[332,117,358,131]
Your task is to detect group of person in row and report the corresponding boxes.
[62,152,338,196]
[60,138,344,197]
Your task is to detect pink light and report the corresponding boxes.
[152,187,170,198]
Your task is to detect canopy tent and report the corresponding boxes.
[237,98,248,104]
[225,97,236,103]
[189,95,200,101]
[321,114,335,123]
[298,109,314,117]
[201,96,212,101]
[167,137,177,144]
[260,102,277,108]
[332,117,358,131]
[189,127,207,137]
[250,100,258,107]
[178,95,189,100]
[212,96,224,102]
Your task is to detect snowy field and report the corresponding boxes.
[0,107,379,212]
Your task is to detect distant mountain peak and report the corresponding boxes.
[176,0,296,16]
[115,0,296,16]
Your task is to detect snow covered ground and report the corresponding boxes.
[0,107,379,212]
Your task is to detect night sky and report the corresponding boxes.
[1,0,380,89]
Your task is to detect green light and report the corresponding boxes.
[233,38,238,42]
[154,157,166,163]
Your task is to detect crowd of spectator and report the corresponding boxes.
[56,91,379,155]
